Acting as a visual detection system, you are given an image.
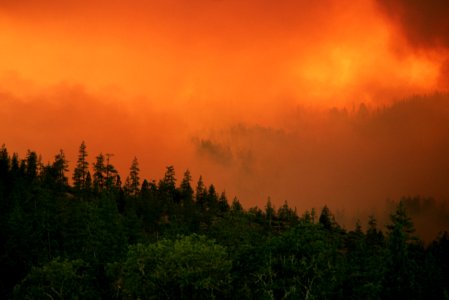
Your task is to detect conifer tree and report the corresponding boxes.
[207,184,218,212]
[195,176,206,208]
[161,165,176,191]
[85,171,92,192]
[231,197,243,212]
[0,145,10,185]
[25,150,38,181]
[125,157,140,196]
[72,141,89,190]
[105,153,118,189]
[217,192,230,214]
[180,170,194,205]
[93,153,106,191]
[319,205,335,230]
[384,200,418,299]
[53,150,69,187]
[265,197,275,227]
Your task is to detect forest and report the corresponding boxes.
[0,142,448,299]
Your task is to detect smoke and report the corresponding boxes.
[375,0,449,90]
[1,1,449,236]
[1,77,449,238]
[375,0,449,49]
[192,94,449,229]
[0,81,192,178]
[0,0,444,110]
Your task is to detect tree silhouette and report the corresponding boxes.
[93,153,106,192]
[72,141,89,191]
[0,143,447,299]
[125,157,140,196]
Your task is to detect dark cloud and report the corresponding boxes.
[193,138,233,166]
[375,0,449,49]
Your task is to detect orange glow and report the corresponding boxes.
[1,0,448,216]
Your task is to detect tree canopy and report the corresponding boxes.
[0,143,447,299]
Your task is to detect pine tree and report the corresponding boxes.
[93,153,106,191]
[125,157,140,196]
[25,150,38,181]
[180,170,194,205]
[85,171,92,192]
[161,166,176,191]
[104,153,118,189]
[72,142,89,190]
[384,200,418,299]
[207,184,218,212]
[319,205,335,230]
[230,197,243,213]
[195,176,206,208]
[0,144,10,178]
[217,192,230,214]
[53,150,69,187]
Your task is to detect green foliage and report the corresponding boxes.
[180,169,194,205]
[116,235,232,299]
[340,218,386,300]
[231,197,243,212]
[93,152,106,191]
[260,223,344,299]
[319,205,337,230]
[52,150,69,187]
[13,258,97,300]
[125,157,140,196]
[0,144,447,299]
[383,200,421,299]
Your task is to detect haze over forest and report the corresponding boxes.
[1,0,449,230]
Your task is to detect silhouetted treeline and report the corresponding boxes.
[0,143,448,299]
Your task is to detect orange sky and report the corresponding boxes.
[1,0,449,221]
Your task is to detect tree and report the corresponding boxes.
[93,153,106,192]
[319,205,336,230]
[0,144,10,180]
[427,232,449,299]
[72,141,89,191]
[195,176,206,208]
[125,157,140,196]
[50,150,69,188]
[355,215,387,299]
[207,184,218,212]
[90,153,118,192]
[160,165,176,191]
[116,235,232,299]
[217,192,230,214]
[231,197,243,213]
[260,223,343,299]
[158,165,177,204]
[383,200,419,299]
[387,200,415,239]
[25,150,38,181]
[277,201,298,229]
[13,258,97,299]
[180,169,194,205]
[366,215,385,249]
[265,197,275,228]
[85,171,92,192]
[104,153,118,189]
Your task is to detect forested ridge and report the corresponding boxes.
[0,142,448,299]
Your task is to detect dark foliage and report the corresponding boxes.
[0,143,447,299]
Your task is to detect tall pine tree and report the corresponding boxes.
[125,157,140,196]
[72,141,89,191]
